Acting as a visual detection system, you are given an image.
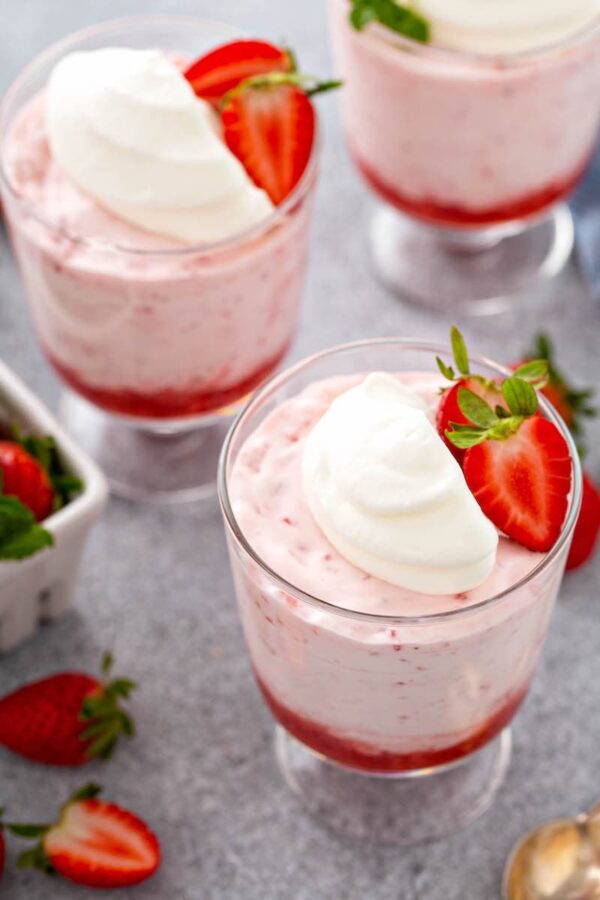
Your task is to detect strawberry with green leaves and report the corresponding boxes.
[8,784,160,888]
[435,327,572,553]
[444,367,572,552]
[0,442,54,521]
[0,424,82,560]
[221,72,340,205]
[184,39,340,206]
[516,334,596,442]
[435,325,537,463]
[0,653,136,767]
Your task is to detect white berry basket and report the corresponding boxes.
[0,358,108,653]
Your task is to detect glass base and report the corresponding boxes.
[275,725,512,845]
[369,202,574,315]
[58,390,233,502]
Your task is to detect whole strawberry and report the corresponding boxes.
[0,440,54,521]
[8,784,160,888]
[0,653,135,766]
[514,334,599,570]
[566,472,600,570]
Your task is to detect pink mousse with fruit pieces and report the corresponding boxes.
[329,0,600,228]
[228,329,575,773]
[1,39,334,419]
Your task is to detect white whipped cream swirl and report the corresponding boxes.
[412,0,599,54]
[302,374,498,595]
[46,47,274,243]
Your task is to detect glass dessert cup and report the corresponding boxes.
[219,339,582,845]
[0,16,319,502]
[329,0,600,314]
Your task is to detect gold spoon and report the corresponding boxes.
[504,802,600,899]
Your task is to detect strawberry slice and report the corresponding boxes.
[463,416,572,552]
[566,471,600,570]
[9,784,160,888]
[184,39,293,104]
[441,325,572,552]
[222,78,315,205]
[0,441,54,521]
[437,378,504,463]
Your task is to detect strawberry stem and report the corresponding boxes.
[79,656,137,761]
[440,326,547,449]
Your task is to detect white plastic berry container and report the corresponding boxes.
[0,358,107,653]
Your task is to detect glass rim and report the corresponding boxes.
[365,11,600,67]
[0,13,321,257]
[218,337,583,626]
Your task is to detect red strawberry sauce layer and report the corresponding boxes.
[353,149,591,228]
[46,341,290,419]
[258,674,527,773]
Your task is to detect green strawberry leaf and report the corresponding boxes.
[445,428,488,450]
[502,377,539,418]
[11,427,83,512]
[348,0,429,42]
[524,332,597,452]
[7,823,50,839]
[0,496,53,561]
[450,325,470,377]
[512,359,548,385]
[436,356,456,382]
[68,783,103,805]
[457,388,497,429]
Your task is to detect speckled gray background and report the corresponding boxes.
[1,1,599,898]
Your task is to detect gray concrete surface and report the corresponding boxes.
[1,1,599,897]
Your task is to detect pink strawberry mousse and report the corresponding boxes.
[329,0,600,228]
[228,373,565,773]
[1,50,316,420]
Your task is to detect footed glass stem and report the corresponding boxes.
[275,725,513,845]
[369,203,574,315]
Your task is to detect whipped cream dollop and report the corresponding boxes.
[302,374,498,595]
[46,47,274,243]
[411,0,599,54]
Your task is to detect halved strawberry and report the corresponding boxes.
[566,471,600,570]
[184,39,293,105]
[437,378,504,463]
[0,441,54,521]
[9,784,160,888]
[222,77,316,205]
[463,416,572,552]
